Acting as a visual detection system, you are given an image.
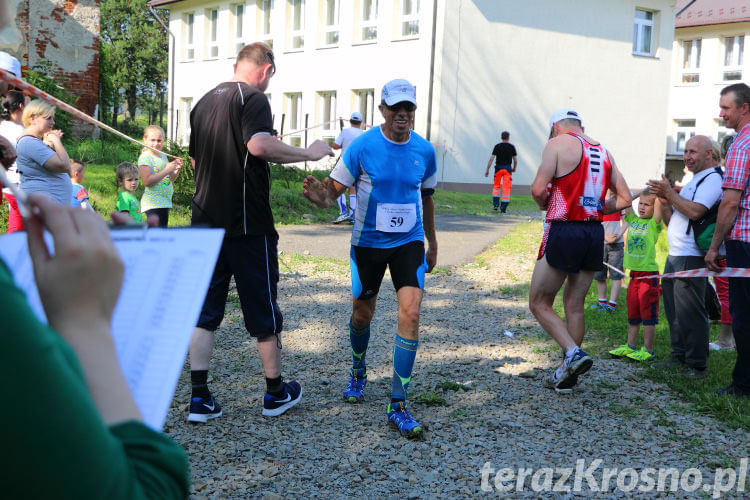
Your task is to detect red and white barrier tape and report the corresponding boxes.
[0,69,181,160]
[603,261,750,279]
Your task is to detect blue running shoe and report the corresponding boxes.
[343,368,367,403]
[188,395,223,423]
[556,348,593,389]
[262,380,303,417]
[567,347,593,376]
[387,401,423,438]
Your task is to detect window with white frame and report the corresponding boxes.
[680,39,701,83]
[360,0,378,42]
[674,119,696,154]
[722,35,744,81]
[285,92,303,146]
[354,89,374,127]
[178,98,193,145]
[321,0,339,46]
[232,4,245,55]
[318,91,336,133]
[257,0,273,47]
[206,8,219,59]
[288,0,305,49]
[716,120,733,145]
[400,0,419,37]
[183,12,195,61]
[632,9,654,56]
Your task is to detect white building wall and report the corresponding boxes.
[432,0,675,192]
[164,0,675,190]
[669,22,750,153]
[166,0,435,171]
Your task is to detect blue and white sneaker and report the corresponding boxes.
[262,380,303,417]
[343,368,367,403]
[387,401,423,438]
[188,395,223,423]
[567,347,593,377]
[544,371,577,394]
[332,213,351,224]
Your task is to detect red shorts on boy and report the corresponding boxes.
[627,270,660,325]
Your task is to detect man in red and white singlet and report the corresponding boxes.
[529,109,632,394]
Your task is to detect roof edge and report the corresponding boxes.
[676,17,750,28]
[147,0,182,7]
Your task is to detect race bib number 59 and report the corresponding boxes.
[376,203,417,233]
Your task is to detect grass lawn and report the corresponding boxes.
[489,221,750,431]
[433,190,539,215]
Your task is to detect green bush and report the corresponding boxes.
[163,140,194,207]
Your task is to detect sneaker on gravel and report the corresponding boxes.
[343,368,367,403]
[626,347,654,362]
[188,395,223,423]
[609,344,635,358]
[543,371,576,394]
[567,347,593,377]
[262,381,303,416]
[387,401,423,438]
[332,214,351,224]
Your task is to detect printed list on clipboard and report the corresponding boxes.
[0,227,224,430]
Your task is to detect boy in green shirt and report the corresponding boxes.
[609,191,663,361]
[115,162,143,222]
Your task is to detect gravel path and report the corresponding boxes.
[164,218,750,499]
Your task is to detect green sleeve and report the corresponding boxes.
[115,191,128,212]
[0,260,190,499]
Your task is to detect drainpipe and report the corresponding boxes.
[149,4,176,141]
[425,0,438,141]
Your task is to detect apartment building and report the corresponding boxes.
[667,0,749,181]
[148,0,675,192]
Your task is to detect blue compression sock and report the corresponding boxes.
[348,194,356,216]
[337,193,347,215]
[392,334,419,401]
[350,318,370,370]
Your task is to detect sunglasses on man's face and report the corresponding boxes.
[386,102,416,113]
[265,51,276,75]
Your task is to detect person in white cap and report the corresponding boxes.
[331,111,364,224]
[0,51,22,96]
[303,78,437,438]
[0,51,21,171]
[529,109,631,393]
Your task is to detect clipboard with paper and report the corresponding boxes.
[0,226,224,430]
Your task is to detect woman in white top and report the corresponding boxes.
[0,90,26,232]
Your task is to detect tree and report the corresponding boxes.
[100,0,168,127]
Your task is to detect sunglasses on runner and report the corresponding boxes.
[386,102,416,113]
[265,51,276,75]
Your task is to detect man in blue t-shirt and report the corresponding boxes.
[303,79,437,438]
